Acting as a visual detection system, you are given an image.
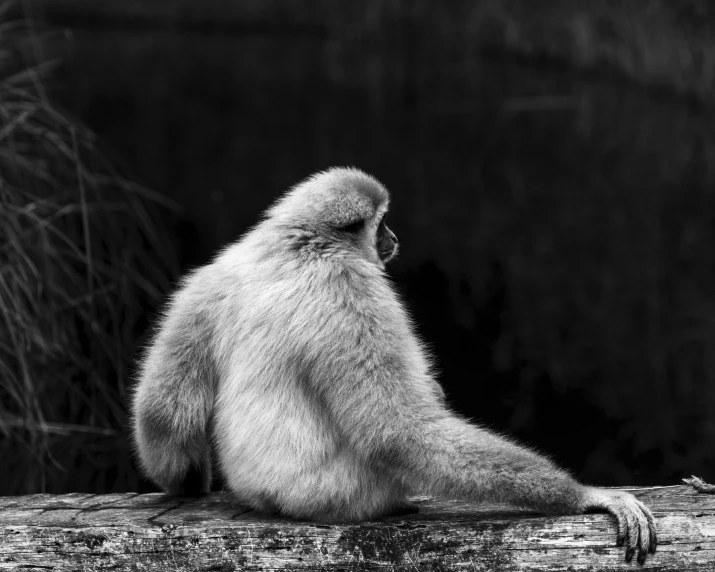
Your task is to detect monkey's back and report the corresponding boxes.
[205,231,426,518]
[207,236,350,509]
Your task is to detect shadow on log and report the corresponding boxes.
[0,486,712,570]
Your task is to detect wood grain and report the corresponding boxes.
[1,486,713,570]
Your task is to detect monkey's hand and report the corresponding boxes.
[581,487,657,565]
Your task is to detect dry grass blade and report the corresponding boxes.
[0,0,178,494]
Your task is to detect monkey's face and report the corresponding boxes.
[375,215,399,264]
[335,211,399,268]
[268,168,397,268]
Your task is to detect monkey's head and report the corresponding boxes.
[267,167,399,268]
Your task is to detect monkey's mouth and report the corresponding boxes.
[379,245,398,262]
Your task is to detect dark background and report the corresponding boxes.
[2,0,715,494]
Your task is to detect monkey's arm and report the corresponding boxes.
[132,273,218,495]
[326,373,657,564]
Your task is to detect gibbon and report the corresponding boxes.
[133,167,657,564]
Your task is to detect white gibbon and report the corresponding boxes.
[133,167,656,565]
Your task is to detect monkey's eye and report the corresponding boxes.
[340,220,365,233]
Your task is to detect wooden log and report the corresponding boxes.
[0,486,713,570]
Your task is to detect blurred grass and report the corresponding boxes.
[0,0,177,494]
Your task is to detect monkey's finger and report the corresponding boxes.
[630,503,652,563]
[639,500,658,555]
[648,507,658,553]
[625,499,656,565]
[624,506,640,563]
[648,518,658,554]
[633,498,657,555]
[614,506,627,547]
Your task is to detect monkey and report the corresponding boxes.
[132,167,657,564]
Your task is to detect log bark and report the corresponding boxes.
[0,486,713,570]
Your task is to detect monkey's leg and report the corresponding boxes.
[133,294,217,496]
[134,402,213,495]
[265,452,410,523]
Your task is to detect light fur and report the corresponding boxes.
[132,167,656,562]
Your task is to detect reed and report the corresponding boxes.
[0,0,177,494]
